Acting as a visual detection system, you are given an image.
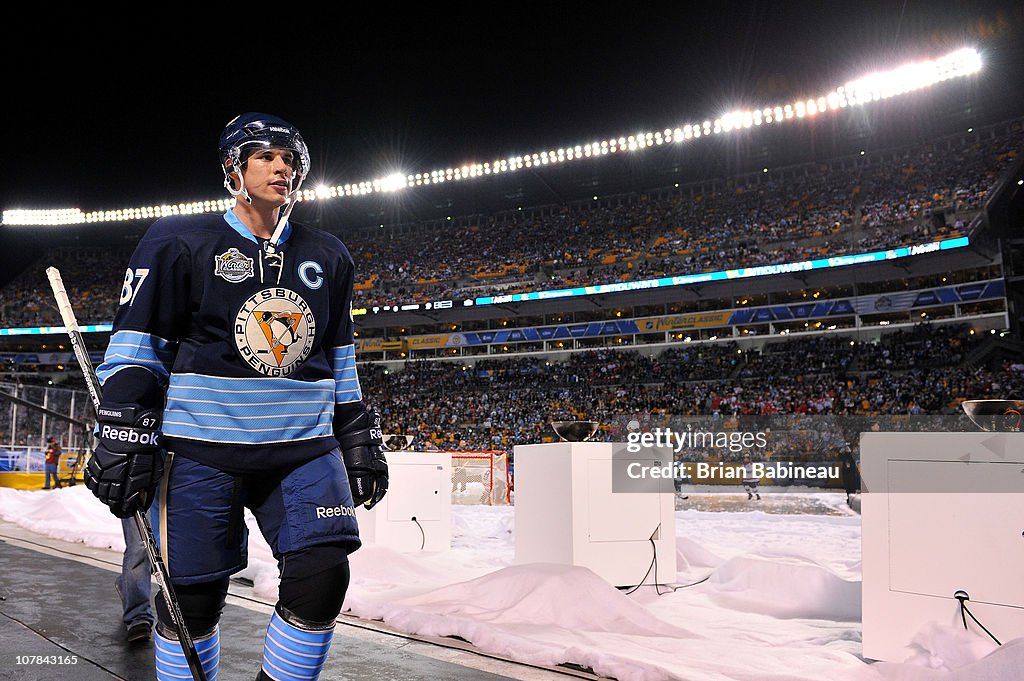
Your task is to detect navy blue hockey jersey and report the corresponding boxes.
[96,210,362,473]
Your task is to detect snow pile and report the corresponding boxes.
[902,621,1003,671]
[875,633,1023,680]
[676,535,725,569]
[704,552,862,620]
[348,563,699,681]
[0,484,123,550]
[2,486,1018,681]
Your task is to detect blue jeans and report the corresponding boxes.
[117,517,153,628]
[44,463,60,489]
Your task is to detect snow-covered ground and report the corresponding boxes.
[1,485,1020,681]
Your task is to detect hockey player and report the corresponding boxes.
[741,456,760,500]
[85,112,388,681]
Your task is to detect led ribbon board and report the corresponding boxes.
[474,238,969,307]
[0,324,113,337]
[0,237,972,333]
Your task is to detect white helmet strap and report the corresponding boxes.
[267,197,296,252]
[223,150,253,205]
[269,162,306,250]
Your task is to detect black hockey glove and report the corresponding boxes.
[85,404,164,518]
[336,406,388,509]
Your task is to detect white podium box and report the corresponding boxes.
[861,432,1024,662]
[357,451,452,552]
[513,442,676,587]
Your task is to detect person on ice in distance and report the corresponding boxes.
[741,456,760,501]
[85,112,389,681]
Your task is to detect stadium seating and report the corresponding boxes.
[1,122,1019,326]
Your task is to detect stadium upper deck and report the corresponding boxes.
[0,119,1019,334]
[1,42,1021,373]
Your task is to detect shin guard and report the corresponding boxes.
[154,626,220,681]
[259,606,334,681]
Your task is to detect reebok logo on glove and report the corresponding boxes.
[99,425,161,446]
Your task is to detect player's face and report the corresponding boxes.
[237,148,297,207]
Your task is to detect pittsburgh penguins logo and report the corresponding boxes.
[234,288,316,376]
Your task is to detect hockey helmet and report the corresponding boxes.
[219,113,310,197]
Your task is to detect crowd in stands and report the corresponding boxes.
[3,324,1021,468]
[1,248,132,329]
[857,131,1017,227]
[351,123,1020,307]
[357,324,1023,453]
[1,123,1019,328]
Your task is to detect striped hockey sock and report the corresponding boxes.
[260,609,335,681]
[154,626,220,681]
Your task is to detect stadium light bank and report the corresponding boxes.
[3,48,982,227]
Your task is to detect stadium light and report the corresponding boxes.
[2,48,983,226]
[377,172,408,193]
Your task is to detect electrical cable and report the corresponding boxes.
[411,516,425,550]
[624,524,668,595]
[622,524,717,596]
[954,591,1002,646]
[650,535,678,596]
[665,574,714,592]
[622,542,714,596]
[653,537,664,595]
[623,541,657,596]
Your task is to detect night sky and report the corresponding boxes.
[3,1,1022,214]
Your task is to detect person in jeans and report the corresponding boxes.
[43,437,62,489]
[116,516,154,643]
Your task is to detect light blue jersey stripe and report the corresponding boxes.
[330,355,356,371]
[97,330,176,385]
[163,373,335,444]
[167,393,330,407]
[163,420,334,444]
[165,409,328,421]
[169,373,334,393]
[329,346,362,404]
[164,414,332,433]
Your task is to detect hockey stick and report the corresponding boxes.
[46,267,209,681]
